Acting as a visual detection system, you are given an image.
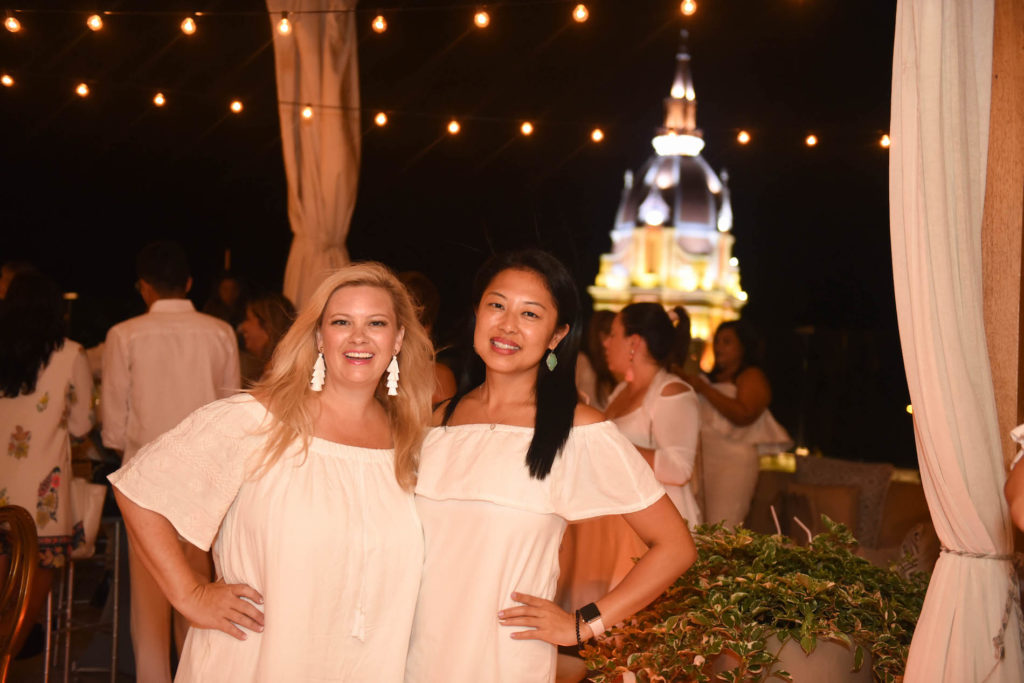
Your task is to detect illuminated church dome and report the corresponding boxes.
[589,31,745,342]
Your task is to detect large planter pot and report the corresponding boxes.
[710,635,873,683]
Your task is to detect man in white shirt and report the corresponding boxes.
[102,241,239,683]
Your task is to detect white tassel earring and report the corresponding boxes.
[386,354,399,396]
[310,351,326,391]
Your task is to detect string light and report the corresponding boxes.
[680,1,697,16]
[591,128,604,142]
[75,83,90,97]
[805,134,818,147]
[374,111,388,126]
[181,16,196,35]
[880,133,891,148]
[301,105,313,120]
[4,15,21,33]
[230,99,243,113]
[1,74,13,87]
[87,14,103,31]
[277,13,291,35]
[572,4,589,23]
[448,119,461,134]
[520,121,534,136]
[474,9,490,28]
[152,92,166,106]
[737,130,750,144]
[372,15,387,33]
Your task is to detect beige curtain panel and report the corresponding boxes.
[890,0,1023,680]
[268,0,360,308]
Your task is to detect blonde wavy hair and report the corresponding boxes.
[251,262,434,490]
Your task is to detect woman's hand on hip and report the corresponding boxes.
[179,578,265,640]
[498,591,581,647]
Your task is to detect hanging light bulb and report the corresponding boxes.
[591,128,604,143]
[4,15,21,33]
[372,15,387,33]
[805,134,818,147]
[474,10,490,28]
[86,14,103,31]
[374,112,388,126]
[737,130,751,144]
[572,4,589,23]
[277,13,291,35]
[230,100,243,113]
[680,1,697,16]
[75,83,90,97]
[153,92,166,106]
[448,119,461,134]
[520,121,534,136]
[880,133,891,148]
[181,17,197,35]
[1,74,13,87]
[301,105,313,120]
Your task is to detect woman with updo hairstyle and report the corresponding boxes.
[110,262,435,681]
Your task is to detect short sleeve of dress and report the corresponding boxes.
[108,395,264,551]
[551,421,666,521]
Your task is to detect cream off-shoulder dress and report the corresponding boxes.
[406,421,666,683]
[109,394,423,682]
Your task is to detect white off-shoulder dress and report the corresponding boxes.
[109,394,423,683]
[406,421,666,683]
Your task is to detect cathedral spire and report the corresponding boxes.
[662,30,698,135]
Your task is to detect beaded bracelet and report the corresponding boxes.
[574,609,583,650]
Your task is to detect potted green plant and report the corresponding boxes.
[582,519,928,683]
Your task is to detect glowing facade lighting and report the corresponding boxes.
[680,1,697,16]
[301,105,313,120]
[374,112,388,126]
[1,74,13,87]
[447,119,461,134]
[591,128,604,142]
[906,404,913,414]
[805,134,818,147]
[230,100,243,113]
[520,121,534,136]
[75,83,90,97]
[277,14,291,35]
[474,10,490,28]
[4,16,21,33]
[572,4,589,22]
[87,14,103,31]
[653,132,704,156]
[372,15,387,33]
[737,130,751,144]
[880,134,891,148]
[728,257,739,267]
[181,17,197,35]
[153,92,166,106]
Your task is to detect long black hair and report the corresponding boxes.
[0,271,66,397]
[444,250,581,479]
[708,319,764,381]
[619,303,691,368]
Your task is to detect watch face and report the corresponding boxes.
[579,602,601,623]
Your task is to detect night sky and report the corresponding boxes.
[0,1,915,465]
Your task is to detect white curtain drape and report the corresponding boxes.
[268,0,360,308]
[890,1,1023,680]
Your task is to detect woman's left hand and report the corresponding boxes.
[497,591,579,646]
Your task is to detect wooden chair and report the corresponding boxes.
[0,505,38,683]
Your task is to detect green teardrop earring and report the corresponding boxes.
[545,349,558,372]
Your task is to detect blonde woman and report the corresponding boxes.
[110,263,434,682]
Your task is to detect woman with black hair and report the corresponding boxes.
[686,320,791,527]
[406,251,695,683]
[0,270,94,655]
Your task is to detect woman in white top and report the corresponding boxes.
[407,250,696,683]
[685,320,791,528]
[110,263,434,682]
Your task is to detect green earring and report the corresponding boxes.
[545,349,558,372]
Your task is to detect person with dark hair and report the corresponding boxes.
[237,292,296,386]
[203,271,247,329]
[574,309,615,410]
[0,271,94,656]
[101,240,240,683]
[686,320,791,527]
[406,250,695,683]
[0,260,35,299]
[398,271,457,405]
